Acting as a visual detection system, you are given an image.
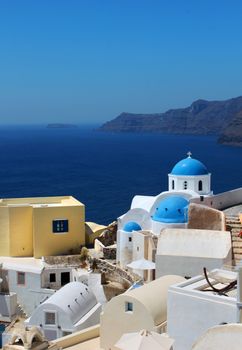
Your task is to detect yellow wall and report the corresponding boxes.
[0,196,85,258]
[9,206,33,257]
[33,205,85,258]
[0,207,10,256]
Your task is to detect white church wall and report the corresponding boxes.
[118,208,152,231]
[168,174,211,195]
[191,187,242,210]
[151,221,186,236]
[117,230,133,267]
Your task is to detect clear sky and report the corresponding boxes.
[0,0,242,124]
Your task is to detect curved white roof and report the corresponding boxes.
[192,324,242,350]
[131,195,157,211]
[124,275,185,325]
[42,282,97,325]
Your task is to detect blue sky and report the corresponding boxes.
[0,0,242,124]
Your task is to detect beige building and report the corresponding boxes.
[85,222,107,245]
[100,275,185,350]
[0,196,85,258]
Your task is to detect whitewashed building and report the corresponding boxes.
[156,228,232,278]
[100,275,185,350]
[116,153,242,268]
[0,257,91,317]
[167,268,238,350]
[26,282,102,340]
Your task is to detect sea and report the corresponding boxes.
[0,125,241,225]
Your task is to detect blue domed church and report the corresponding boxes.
[168,152,212,195]
[116,153,214,267]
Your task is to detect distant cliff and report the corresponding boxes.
[99,96,242,145]
[218,110,242,146]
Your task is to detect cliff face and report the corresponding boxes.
[99,96,242,144]
[218,110,242,146]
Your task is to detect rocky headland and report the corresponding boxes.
[99,96,242,146]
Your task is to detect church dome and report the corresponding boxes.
[171,155,208,176]
[123,221,142,232]
[152,196,189,223]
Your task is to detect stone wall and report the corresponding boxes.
[226,215,242,265]
[92,258,140,286]
[43,255,83,267]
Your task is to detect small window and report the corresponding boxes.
[183,181,188,190]
[129,237,132,242]
[172,180,175,190]
[17,272,25,285]
[137,246,139,251]
[200,196,204,202]
[125,302,133,312]
[198,180,203,191]
[49,273,56,283]
[45,312,56,325]
[52,219,68,234]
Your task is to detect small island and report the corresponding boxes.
[47,123,78,128]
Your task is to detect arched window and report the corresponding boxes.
[198,180,203,191]
[172,180,175,190]
[183,181,187,190]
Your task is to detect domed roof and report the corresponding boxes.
[152,196,189,223]
[123,221,142,232]
[171,154,208,176]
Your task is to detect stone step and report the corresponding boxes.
[233,249,242,255]
[234,253,242,260]
[226,222,241,226]
[232,238,242,247]
[227,225,242,230]
[232,243,242,247]
[225,216,240,221]
[231,232,242,237]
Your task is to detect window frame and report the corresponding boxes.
[17,272,25,286]
[49,273,56,283]
[44,311,57,325]
[52,219,69,234]
[125,302,133,313]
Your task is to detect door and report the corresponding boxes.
[61,272,70,286]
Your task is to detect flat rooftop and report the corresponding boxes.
[224,204,242,216]
[173,269,237,299]
[0,196,83,207]
[0,257,44,273]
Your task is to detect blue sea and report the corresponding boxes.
[0,125,241,225]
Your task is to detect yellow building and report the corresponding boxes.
[0,196,85,258]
